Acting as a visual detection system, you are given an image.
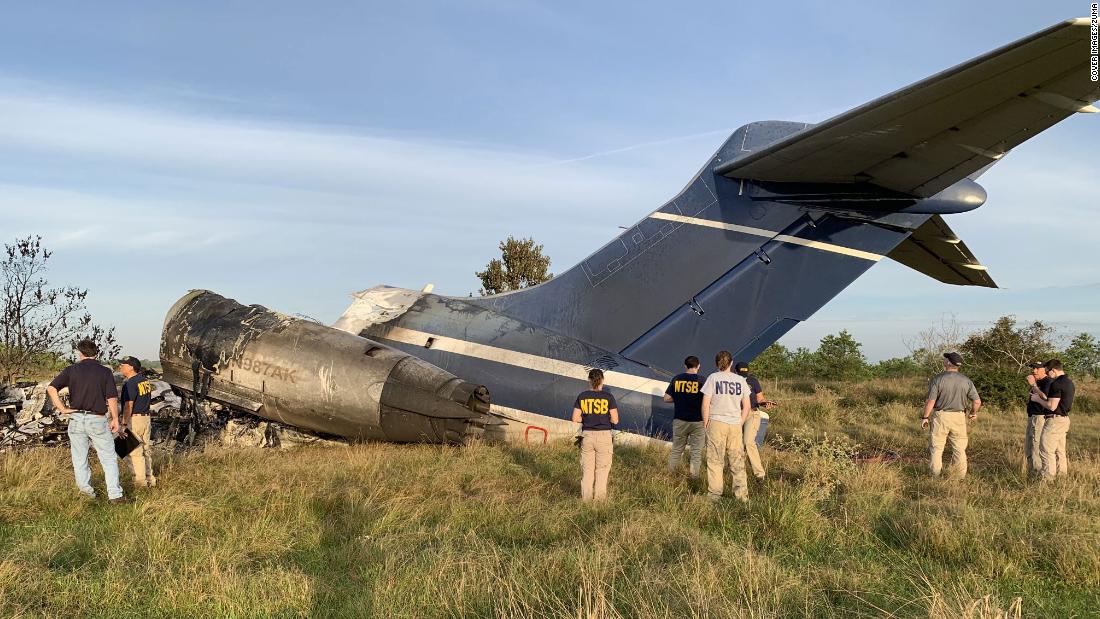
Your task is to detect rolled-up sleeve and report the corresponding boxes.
[103,372,118,400]
[49,367,70,390]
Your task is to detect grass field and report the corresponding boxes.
[2,378,1099,618]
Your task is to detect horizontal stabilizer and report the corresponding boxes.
[887,215,996,287]
[715,19,1098,197]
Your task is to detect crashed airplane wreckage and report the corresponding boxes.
[160,290,494,444]
[164,19,1098,448]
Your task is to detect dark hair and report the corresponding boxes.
[715,350,732,371]
[76,339,99,358]
[1045,359,1063,372]
[588,368,605,389]
[684,356,700,369]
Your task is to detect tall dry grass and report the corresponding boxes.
[2,377,1098,617]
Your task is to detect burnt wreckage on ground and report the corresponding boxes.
[161,291,493,445]
[158,20,1097,445]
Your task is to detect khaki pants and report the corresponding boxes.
[127,414,156,487]
[706,420,748,501]
[929,410,968,478]
[742,410,765,479]
[1039,416,1070,479]
[668,419,705,478]
[1024,415,1046,475]
[580,430,613,502]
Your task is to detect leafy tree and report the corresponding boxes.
[870,356,923,378]
[1063,332,1100,378]
[813,330,869,381]
[959,316,1055,373]
[789,346,817,378]
[750,343,790,380]
[476,236,552,296]
[0,235,119,384]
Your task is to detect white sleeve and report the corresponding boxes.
[701,375,715,396]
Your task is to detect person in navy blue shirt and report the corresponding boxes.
[735,360,769,481]
[664,356,706,479]
[572,368,619,502]
[119,356,156,488]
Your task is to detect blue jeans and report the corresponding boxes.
[68,412,123,499]
[755,416,768,448]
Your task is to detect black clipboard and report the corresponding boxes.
[114,428,142,458]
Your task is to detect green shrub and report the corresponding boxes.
[967,367,1026,410]
[771,430,860,499]
[870,357,923,378]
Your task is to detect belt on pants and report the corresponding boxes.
[1043,414,1068,419]
[74,410,106,416]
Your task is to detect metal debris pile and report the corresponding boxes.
[1,373,346,453]
[0,381,65,449]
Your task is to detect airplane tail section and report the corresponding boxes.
[465,18,1095,372]
[468,122,922,369]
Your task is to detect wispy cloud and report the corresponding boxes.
[533,128,732,168]
[0,88,662,212]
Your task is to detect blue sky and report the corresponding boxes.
[0,1,1096,361]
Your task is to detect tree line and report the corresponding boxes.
[750,320,1099,409]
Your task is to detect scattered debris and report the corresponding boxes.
[1,372,347,453]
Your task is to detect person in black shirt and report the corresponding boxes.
[1023,362,1051,476]
[572,369,619,502]
[1031,359,1075,479]
[119,356,156,488]
[735,360,769,481]
[664,356,705,479]
[47,339,128,503]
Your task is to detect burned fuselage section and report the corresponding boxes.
[160,290,491,444]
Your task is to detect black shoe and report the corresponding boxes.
[108,496,133,505]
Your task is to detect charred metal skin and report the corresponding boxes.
[160,290,491,444]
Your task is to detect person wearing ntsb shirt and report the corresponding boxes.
[572,368,619,502]
[1030,359,1075,480]
[119,356,156,488]
[701,351,752,502]
[663,356,705,479]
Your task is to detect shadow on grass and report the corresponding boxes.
[498,443,578,497]
[287,487,382,618]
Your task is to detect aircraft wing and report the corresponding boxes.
[715,19,1099,197]
[886,215,996,287]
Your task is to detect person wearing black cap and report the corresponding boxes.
[920,351,981,478]
[734,360,767,481]
[119,356,156,488]
[1023,361,1051,476]
[46,339,129,503]
[1030,359,1075,480]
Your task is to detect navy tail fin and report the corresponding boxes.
[466,122,924,372]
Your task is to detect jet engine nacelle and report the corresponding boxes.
[160,290,491,444]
